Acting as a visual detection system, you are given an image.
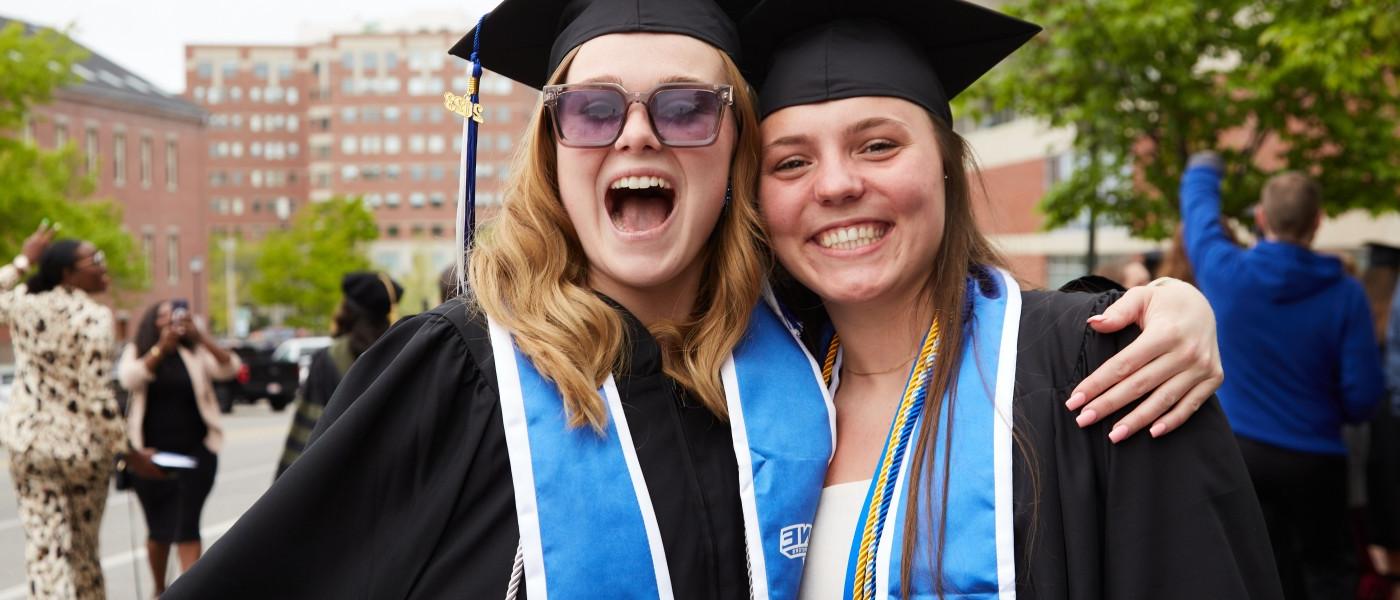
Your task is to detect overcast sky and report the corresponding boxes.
[2,0,504,93]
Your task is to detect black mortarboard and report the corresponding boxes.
[741,0,1041,123]
[342,272,403,320]
[449,0,749,90]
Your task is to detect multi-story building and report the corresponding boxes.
[186,28,538,283]
[2,16,208,361]
[186,44,311,240]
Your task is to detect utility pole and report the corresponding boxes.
[223,236,237,337]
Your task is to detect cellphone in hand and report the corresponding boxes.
[171,299,190,321]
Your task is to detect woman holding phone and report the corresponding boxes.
[117,299,239,594]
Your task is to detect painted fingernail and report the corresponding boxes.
[1086,315,1106,324]
[1065,392,1086,409]
[1109,424,1128,444]
[1150,423,1166,437]
[1076,408,1098,427]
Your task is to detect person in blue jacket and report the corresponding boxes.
[1181,151,1386,600]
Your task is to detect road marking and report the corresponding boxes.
[0,516,241,599]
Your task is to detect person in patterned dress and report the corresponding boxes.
[1,223,161,599]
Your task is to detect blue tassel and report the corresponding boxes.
[463,14,485,254]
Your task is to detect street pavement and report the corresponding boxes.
[0,403,293,599]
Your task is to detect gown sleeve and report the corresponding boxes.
[1014,290,1283,600]
[164,302,521,599]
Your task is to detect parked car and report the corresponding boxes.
[213,341,301,413]
[0,364,14,410]
[272,336,332,385]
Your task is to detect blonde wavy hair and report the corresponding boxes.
[467,44,767,432]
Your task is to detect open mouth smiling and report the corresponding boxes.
[606,175,677,234]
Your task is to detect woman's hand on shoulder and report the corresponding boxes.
[1066,277,1223,443]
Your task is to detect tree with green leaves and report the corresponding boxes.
[249,197,378,330]
[0,21,144,293]
[969,0,1400,239]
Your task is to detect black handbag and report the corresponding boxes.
[113,457,133,490]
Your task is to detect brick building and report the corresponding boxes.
[3,16,208,362]
[186,28,538,283]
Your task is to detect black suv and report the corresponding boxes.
[213,342,300,413]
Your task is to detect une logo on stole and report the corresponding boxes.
[779,523,812,559]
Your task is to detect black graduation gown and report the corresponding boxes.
[1010,289,1282,599]
[164,300,750,599]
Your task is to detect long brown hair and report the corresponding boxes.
[896,114,1027,598]
[467,45,767,431]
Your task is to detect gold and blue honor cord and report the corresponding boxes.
[823,319,942,600]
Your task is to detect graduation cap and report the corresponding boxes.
[342,271,404,321]
[444,0,752,284]
[740,0,1041,124]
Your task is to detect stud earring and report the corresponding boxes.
[724,182,732,208]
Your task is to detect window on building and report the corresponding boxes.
[384,135,401,154]
[196,61,212,79]
[341,137,358,155]
[408,135,425,153]
[266,86,283,103]
[362,165,381,181]
[361,135,380,154]
[251,86,262,102]
[229,86,242,101]
[385,193,401,207]
[410,223,425,237]
[431,223,445,238]
[279,63,293,79]
[288,142,299,157]
[315,172,331,188]
[251,170,263,187]
[410,165,425,181]
[409,106,423,122]
[341,107,357,123]
[429,165,445,181]
[385,164,401,180]
[341,79,355,95]
[251,199,262,213]
[428,107,444,123]
[207,87,222,104]
[231,114,242,128]
[222,62,237,78]
[142,233,155,274]
[286,88,299,105]
[166,233,180,285]
[363,52,378,70]
[232,198,244,215]
[497,134,512,152]
[139,136,153,187]
[165,140,178,190]
[113,133,127,185]
[409,192,426,208]
[384,52,398,70]
[287,115,299,132]
[231,142,243,158]
[384,106,401,122]
[386,225,399,238]
[84,128,99,175]
[364,193,382,208]
[429,193,444,208]
[314,143,331,159]
[193,86,206,100]
[427,135,445,154]
[254,62,268,79]
[55,123,69,148]
[341,53,354,69]
[341,165,359,181]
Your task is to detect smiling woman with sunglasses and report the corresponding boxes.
[1,224,163,598]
